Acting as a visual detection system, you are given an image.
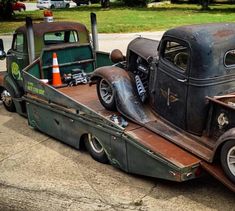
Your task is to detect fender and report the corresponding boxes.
[214,128,235,157]
[0,71,6,93]
[3,73,23,98]
[91,66,156,124]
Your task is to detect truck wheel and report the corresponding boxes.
[65,3,70,8]
[1,89,16,112]
[97,78,116,111]
[85,135,109,164]
[50,5,55,9]
[220,140,235,183]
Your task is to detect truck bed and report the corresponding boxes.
[59,84,201,169]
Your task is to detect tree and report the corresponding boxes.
[101,0,110,8]
[200,0,210,10]
[121,0,151,7]
[0,0,15,19]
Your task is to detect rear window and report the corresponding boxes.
[44,30,78,45]
[224,50,235,67]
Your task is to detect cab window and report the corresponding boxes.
[224,50,235,67]
[13,33,24,53]
[44,30,78,45]
[162,41,189,72]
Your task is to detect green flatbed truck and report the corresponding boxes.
[0,16,234,192]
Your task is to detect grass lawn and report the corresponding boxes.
[1,3,235,34]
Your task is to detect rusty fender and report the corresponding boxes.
[0,71,7,94]
[91,66,156,124]
[214,128,235,157]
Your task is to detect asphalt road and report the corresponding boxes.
[0,32,235,210]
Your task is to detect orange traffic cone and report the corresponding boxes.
[52,52,62,87]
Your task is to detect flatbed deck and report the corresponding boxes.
[59,84,235,191]
[60,85,201,169]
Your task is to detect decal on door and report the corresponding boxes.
[11,62,22,80]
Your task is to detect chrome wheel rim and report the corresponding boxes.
[99,79,114,104]
[89,137,103,154]
[227,145,235,176]
[1,90,13,107]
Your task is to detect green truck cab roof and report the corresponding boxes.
[15,21,90,57]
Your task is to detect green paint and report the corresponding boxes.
[27,82,45,95]
[11,62,22,81]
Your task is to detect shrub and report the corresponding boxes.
[122,0,152,7]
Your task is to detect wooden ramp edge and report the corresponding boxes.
[201,161,235,192]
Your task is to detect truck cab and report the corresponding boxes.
[0,17,111,115]
[6,21,90,81]
[153,24,235,136]
[92,23,235,185]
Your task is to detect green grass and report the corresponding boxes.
[1,3,235,34]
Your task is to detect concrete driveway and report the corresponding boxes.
[0,32,235,210]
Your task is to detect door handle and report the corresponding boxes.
[177,78,187,83]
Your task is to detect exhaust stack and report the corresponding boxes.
[90,13,99,51]
[25,17,35,64]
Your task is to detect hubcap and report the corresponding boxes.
[89,136,103,154]
[99,79,114,104]
[1,90,13,107]
[227,145,235,176]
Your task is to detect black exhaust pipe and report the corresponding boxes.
[90,13,99,51]
[25,17,35,64]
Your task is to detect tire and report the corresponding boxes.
[50,5,55,9]
[97,78,116,111]
[85,135,109,164]
[1,89,16,112]
[220,140,235,183]
[65,3,70,8]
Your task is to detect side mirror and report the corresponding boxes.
[0,39,6,60]
[110,49,125,63]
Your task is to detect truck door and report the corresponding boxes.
[7,33,28,87]
[154,39,190,130]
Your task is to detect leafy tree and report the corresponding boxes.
[0,0,15,19]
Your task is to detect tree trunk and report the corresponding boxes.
[101,0,110,8]
[200,0,210,10]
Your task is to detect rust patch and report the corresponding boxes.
[127,127,201,168]
[0,71,6,87]
[91,66,130,82]
[214,29,234,38]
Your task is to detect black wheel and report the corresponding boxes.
[50,5,55,9]
[220,140,235,183]
[97,78,116,111]
[65,3,70,8]
[85,135,109,164]
[1,89,16,112]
